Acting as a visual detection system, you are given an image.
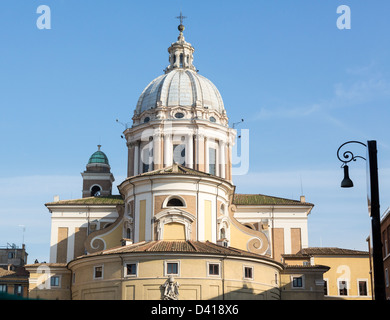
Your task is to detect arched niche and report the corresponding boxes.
[154,208,195,241]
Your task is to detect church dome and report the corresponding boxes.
[88,145,109,165]
[135,69,224,115]
[134,21,225,116]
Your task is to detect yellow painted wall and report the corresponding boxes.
[68,255,282,300]
[229,220,255,252]
[204,200,212,241]
[26,265,72,300]
[99,220,124,250]
[139,200,146,242]
[163,223,186,240]
[314,256,372,300]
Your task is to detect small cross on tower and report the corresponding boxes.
[176,11,187,26]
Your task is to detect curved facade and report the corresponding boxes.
[68,241,283,300]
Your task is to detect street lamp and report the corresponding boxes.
[337,140,386,300]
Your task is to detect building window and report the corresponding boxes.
[209,148,216,175]
[126,263,137,277]
[219,228,226,240]
[324,279,328,296]
[292,276,303,288]
[91,185,101,197]
[167,198,184,207]
[386,268,389,288]
[14,285,22,296]
[173,144,185,165]
[94,266,103,279]
[244,266,254,280]
[142,142,152,173]
[208,263,220,276]
[50,276,60,287]
[358,280,368,296]
[72,272,76,284]
[339,280,348,296]
[165,261,180,276]
[0,284,7,292]
[8,252,14,259]
[163,196,186,208]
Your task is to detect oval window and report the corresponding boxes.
[175,112,184,119]
[210,116,216,123]
[144,117,150,123]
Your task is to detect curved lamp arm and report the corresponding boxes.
[337,141,367,166]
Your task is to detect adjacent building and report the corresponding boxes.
[0,244,29,298]
[381,207,390,299]
[283,247,372,300]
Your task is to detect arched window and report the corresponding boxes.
[167,198,184,207]
[173,144,185,166]
[220,228,226,239]
[220,204,226,216]
[179,54,184,68]
[91,185,101,197]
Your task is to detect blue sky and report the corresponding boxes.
[0,0,389,262]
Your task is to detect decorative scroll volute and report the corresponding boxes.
[227,193,270,256]
[84,204,125,254]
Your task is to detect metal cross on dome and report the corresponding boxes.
[176,11,187,25]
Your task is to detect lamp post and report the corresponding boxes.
[337,140,386,300]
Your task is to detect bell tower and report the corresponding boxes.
[81,145,115,198]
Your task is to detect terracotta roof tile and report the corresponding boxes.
[283,247,369,258]
[82,241,280,264]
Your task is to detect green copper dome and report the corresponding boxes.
[88,145,109,165]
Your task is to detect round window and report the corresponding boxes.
[144,117,150,123]
[210,116,216,123]
[175,112,184,119]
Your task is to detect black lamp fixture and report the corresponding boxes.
[340,165,353,188]
[336,140,386,300]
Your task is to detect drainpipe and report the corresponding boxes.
[148,177,154,241]
[129,181,136,243]
[196,178,201,241]
[222,255,227,300]
[215,181,223,241]
[120,255,124,300]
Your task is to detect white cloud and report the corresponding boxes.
[254,63,390,123]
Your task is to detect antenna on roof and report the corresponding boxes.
[18,225,25,245]
[232,119,244,129]
[300,174,304,195]
[116,119,131,139]
[116,119,130,129]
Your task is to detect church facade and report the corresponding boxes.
[26,21,328,300]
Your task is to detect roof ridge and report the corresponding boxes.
[187,240,199,252]
[235,193,301,202]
